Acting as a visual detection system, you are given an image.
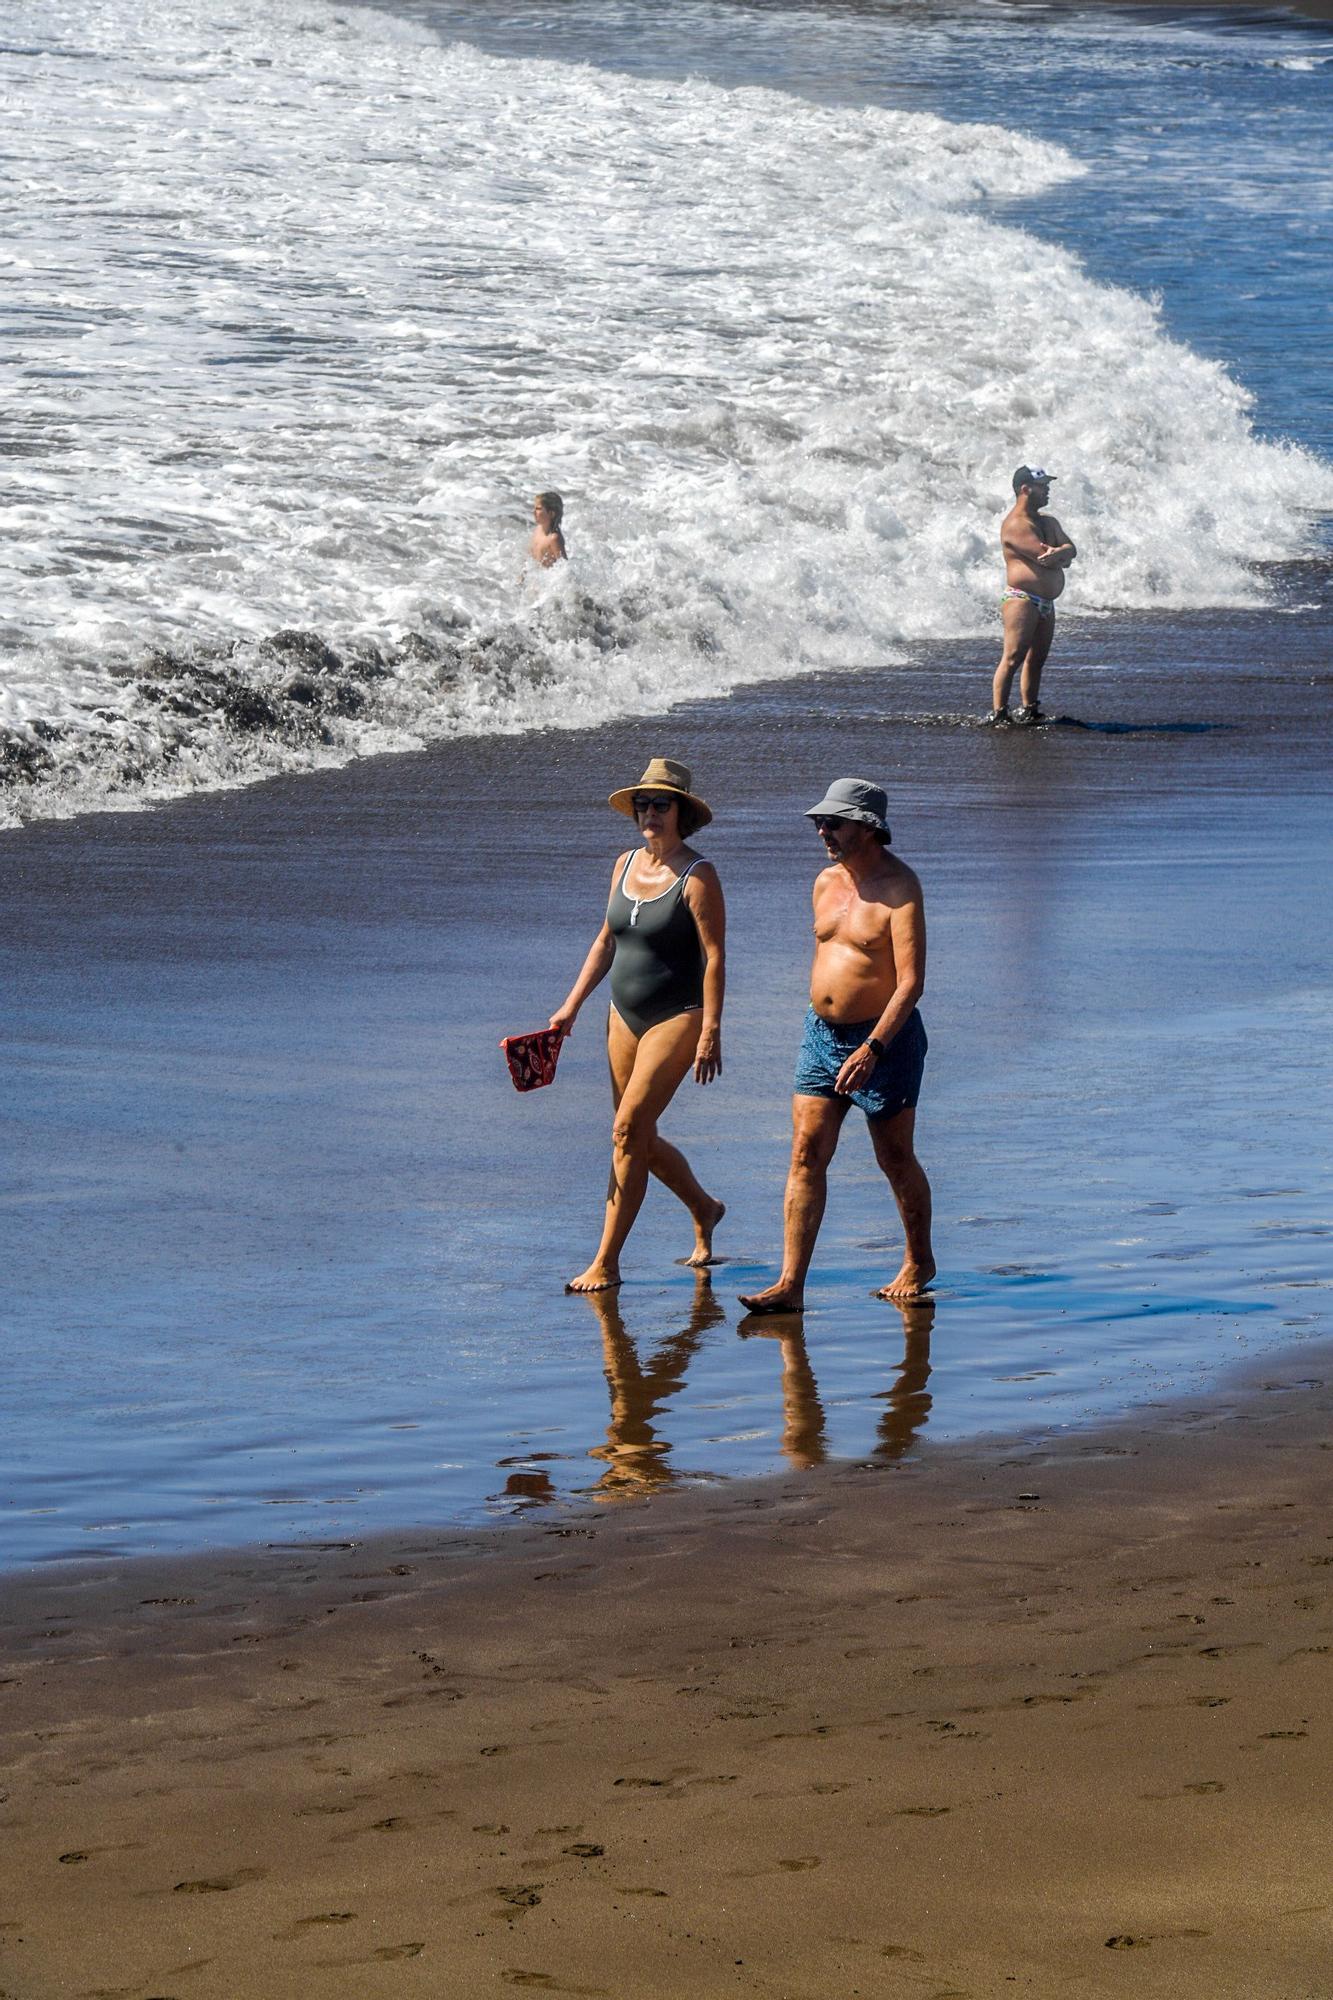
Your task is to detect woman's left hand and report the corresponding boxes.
[694,1027,722,1086]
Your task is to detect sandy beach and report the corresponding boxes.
[4,595,1331,1996]
[4,1,1331,1991]
[3,1344,1329,1998]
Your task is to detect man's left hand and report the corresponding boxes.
[834,1043,878,1095]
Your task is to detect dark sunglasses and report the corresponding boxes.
[812,815,849,831]
[633,794,676,813]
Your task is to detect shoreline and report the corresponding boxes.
[3,612,1331,1565]
[3,1346,1329,1996]
[1085,0,1333,19]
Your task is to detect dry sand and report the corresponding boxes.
[2,1347,1329,1999]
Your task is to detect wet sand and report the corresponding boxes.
[1106,0,1333,18]
[2,595,1330,1990]
[2,1346,1329,1998]
[4,593,1331,1557]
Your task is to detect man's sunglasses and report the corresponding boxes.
[633,794,676,813]
[811,815,850,831]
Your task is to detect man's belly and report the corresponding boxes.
[810,949,897,1027]
[1004,562,1064,601]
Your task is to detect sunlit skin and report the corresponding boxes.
[530,495,567,568]
[992,474,1076,718]
[551,792,725,1293]
[738,814,933,1312]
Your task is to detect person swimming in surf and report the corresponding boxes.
[530,490,567,567]
[549,758,726,1294]
[989,465,1076,725]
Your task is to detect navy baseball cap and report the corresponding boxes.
[1012,465,1056,493]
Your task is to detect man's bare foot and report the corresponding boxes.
[736,1281,804,1314]
[875,1257,936,1302]
[566,1264,622,1294]
[685,1197,726,1267]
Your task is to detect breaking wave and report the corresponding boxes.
[3,0,1331,824]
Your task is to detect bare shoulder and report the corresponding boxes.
[876,852,924,904]
[682,851,722,894]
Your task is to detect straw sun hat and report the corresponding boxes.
[607,757,712,829]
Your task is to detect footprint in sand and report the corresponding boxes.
[501,1973,609,1995]
[1108,1928,1208,1949]
[896,1805,951,1818]
[289,1912,356,1930]
[173,1868,265,1894]
[562,1843,604,1858]
[373,1942,425,1960]
[496,1885,543,1908]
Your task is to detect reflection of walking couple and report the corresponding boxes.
[549,758,934,1307]
[580,1277,934,1494]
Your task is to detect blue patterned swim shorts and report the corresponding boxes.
[793,1006,928,1121]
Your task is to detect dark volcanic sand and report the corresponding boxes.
[2,582,1331,1562]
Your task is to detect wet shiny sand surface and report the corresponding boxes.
[3,583,1329,1564]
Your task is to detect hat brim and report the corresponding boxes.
[608,785,712,829]
[804,800,888,835]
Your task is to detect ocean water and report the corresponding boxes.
[3,0,1331,827]
[2,0,1332,1566]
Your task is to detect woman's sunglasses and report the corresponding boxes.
[633,795,676,814]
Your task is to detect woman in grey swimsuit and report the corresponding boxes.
[549,757,726,1294]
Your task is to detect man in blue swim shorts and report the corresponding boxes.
[738,778,934,1311]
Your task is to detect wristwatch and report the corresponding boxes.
[865,1036,885,1058]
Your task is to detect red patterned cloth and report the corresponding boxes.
[500,1027,564,1092]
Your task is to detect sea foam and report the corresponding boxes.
[2,0,1331,825]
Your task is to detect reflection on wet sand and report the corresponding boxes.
[738,1299,934,1469]
[497,1293,934,1508]
[581,1278,727,1498]
[873,1300,935,1462]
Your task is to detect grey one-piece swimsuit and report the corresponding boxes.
[607,855,705,1038]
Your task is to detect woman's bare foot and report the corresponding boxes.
[685,1197,726,1267]
[566,1264,623,1294]
[736,1280,804,1314]
[875,1257,936,1302]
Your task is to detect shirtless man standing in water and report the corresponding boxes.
[989,465,1076,725]
[738,779,934,1312]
